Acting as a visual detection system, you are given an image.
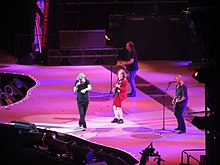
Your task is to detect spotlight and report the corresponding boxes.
[11,120,39,133]
[192,67,206,83]
[105,35,111,41]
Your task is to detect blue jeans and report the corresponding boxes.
[174,103,186,131]
[128,70,137,95]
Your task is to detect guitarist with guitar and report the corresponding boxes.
[172,75,188,134]
[111,69,128,124]
[119,41,139,97]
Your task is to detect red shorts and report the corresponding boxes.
[113,96,123,107]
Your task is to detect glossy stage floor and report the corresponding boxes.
[0,59,205,165]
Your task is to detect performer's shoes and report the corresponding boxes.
[127,93,136,97]
[174,127,181,130]
[128,94,136,97]
[77,126,86,131]
[111,118,118,123]
[117,119,124,124]
[178,130,186,134]
[127,92,133,95]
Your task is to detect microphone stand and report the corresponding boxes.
[110,64,113,94]
[155,82,175,134]
[102,63,114,96]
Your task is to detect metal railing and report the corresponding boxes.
[181,149,205,165]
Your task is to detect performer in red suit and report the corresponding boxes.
[111,69,128,124]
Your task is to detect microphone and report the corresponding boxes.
[76,81,81,87]
[168,81,176,84]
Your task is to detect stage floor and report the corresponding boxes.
[0,60,205,165]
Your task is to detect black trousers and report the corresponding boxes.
[77,100,89,128]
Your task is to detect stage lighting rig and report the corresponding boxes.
[139,142,164,165]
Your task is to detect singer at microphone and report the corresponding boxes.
[168,80,176,83]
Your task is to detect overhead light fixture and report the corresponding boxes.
[105,35,111,41]
[192,67,206,83]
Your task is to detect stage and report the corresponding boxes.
[0,60,205,165]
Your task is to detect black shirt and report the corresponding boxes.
[126,50,139,72]
[175,84,188,104]
[75,79,91,102]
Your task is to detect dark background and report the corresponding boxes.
[0,1,220,164]
[0,0,197,61]
[0,1,36,59]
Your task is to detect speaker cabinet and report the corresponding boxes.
[59,30,106,49]
[47,49,63,66]
[17,53,36,65]
[110,15,191,60]
[67,50,97,65]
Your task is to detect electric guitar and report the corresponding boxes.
[172,98,177,108]
[114,79,123,97]
[172,97,181,108]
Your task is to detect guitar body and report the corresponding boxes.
[113,87,119,97]
[113,79,122,97]
[172,97,181,109]
[172,97,183,109]
[172,98,176,107]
